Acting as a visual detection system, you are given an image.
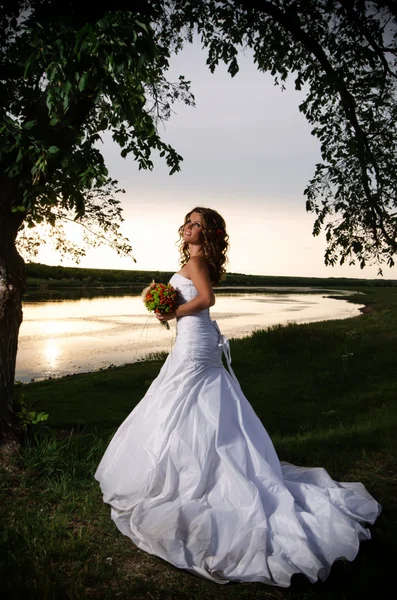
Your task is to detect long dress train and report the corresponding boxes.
[95,273,381,587]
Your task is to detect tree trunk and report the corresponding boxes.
[0,178,26,444]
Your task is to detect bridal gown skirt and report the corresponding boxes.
[95,274,381,587]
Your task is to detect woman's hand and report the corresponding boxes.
[155,311,176,323]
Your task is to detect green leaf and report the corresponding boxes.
[62,80,72,110]
[46,95,53,112]
[63,80,72,96]
[23,55,33,79]
[23,120,37,130]
[78,72,88,92]
[135,20,149,33]
[48,146,59,154]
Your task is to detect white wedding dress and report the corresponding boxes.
[95,273,381,587]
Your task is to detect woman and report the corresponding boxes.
[95,207,381,587]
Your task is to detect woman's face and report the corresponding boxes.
[183,211,204,245]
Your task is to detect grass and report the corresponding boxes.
[1,286,397,599]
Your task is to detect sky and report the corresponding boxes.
[34,39,397,280]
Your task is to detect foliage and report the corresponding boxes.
[16,394,49,431]
[2,1,397,268]
[163,0,397,271]
[17,180,136,263]
[1,1,194,260]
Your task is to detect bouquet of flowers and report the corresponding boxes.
[142,281,178,330]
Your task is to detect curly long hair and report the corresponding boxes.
[178,207,229,285]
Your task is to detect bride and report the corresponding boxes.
[95,207,381,587]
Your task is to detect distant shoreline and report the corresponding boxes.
[26,261,397,291]
[22,284,365,304]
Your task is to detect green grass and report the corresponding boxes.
[1,286,397,599]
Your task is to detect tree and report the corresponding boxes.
[0,0,194,441]
[165,0,397,269]
[1,0,397,442]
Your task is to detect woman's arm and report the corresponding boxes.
[156,257,215,322]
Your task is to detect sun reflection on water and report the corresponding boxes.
[17,291,363,382]
[44,340,61,367]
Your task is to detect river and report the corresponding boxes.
[16,288,363,383]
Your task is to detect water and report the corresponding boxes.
[16,289,363,383]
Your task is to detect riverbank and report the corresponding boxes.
[17,288,363,383]
[25,261,397,292]
[2,286,397,598]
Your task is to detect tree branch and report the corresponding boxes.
[338,0,397,82]
[52,211,135,259]
[232,0,396,250]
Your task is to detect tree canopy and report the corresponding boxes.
[0,1,193,262]
[1,0,397,270]
[165,0,397,271]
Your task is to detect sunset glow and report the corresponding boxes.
[26,41,397,281]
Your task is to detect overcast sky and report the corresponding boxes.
[37,39,397,279]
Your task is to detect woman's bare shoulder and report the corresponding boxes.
[186,255,209,273]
